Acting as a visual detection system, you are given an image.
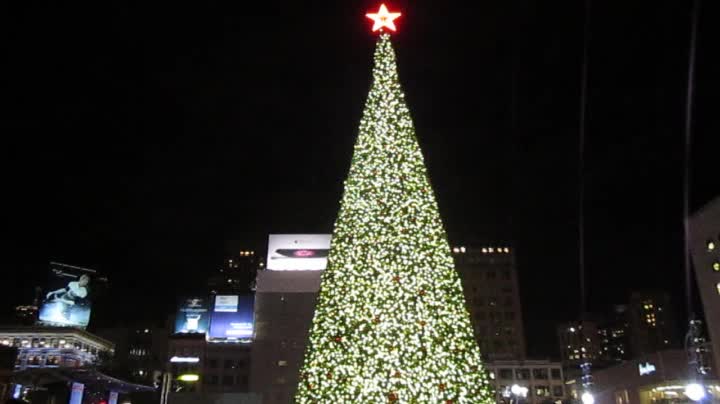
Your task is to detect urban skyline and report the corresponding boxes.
[5,0,718,363]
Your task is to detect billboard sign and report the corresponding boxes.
[174,297,210,334]
[208,295,254,340]
[39,263,96,328]
[267,234,331,271]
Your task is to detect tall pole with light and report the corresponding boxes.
[577,0,594,403]
[682,0,708,401]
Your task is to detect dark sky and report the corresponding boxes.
[4,0,718,357]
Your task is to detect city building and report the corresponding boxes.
[95,325,169,386]
[627,291,677,356]
[597,305,631,364]
[486,359,566,404]
[13,287,42,326]
[1,346,17,401]
[249,234,330,404]
[452,244,527,360]
[565,349,719,404]
[167,294,254,396]
[557,320,601,373]
[689,195,720,371]
[0,326,114,370]
[208,242,264,295]
[13,306,38,326]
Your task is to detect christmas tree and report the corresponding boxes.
[295,5,493,403]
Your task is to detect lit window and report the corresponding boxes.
[713,261,720,272]
[489,248,494,253]
[717,283,720,295]
[708,240,716,252]
[277,360,288,367]
[482,248,488,253]
[460,246,466,253]
[453,247,460,253]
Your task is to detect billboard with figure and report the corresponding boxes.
[38,262,96,328]
[208,295,254,340]
[267,234,331,271]
[174,297,210,334]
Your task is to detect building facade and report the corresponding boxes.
[95,325,168,386]
[627,291,677,357]
[597,305,631,364]
[486,359,566,404]
[208,248,263,295]
[0,326,114,370]
[557,321,601,374]
[452,245,527,360]
[564,349,719,404]
[249,270,322,404]
[689,196,720,372]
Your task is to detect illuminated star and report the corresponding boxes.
[366,4,402,32]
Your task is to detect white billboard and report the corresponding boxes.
[267,234,331,271]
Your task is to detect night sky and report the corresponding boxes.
[4,0,718,357]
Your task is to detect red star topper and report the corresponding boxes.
[366,4,402,32]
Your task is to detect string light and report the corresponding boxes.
[295,32,492,403]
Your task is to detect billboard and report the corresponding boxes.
[208,295,254,340]
[174,297,210,334]
[39,263,96,328]
[267,234,331,271]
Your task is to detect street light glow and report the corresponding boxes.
[684,383,705,402]
[581,392,595,404]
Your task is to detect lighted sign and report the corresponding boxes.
[174,297,210,334]
[208,295,254,340]
[108,391,119,404]
[177,374,199,382]
[170,356,200,363]
[39,263,97,329]
[267,234,331,271]
[366,4,401,32]
[214,295,239,313]
[639,362,656,376]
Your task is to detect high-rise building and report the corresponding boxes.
[689,195,720,371]
[557,320,601,371]
[249,234,329,404]
[208,247,263,295]
[452,245,527,360]
[95,325,168,386]
[627,291,677,356]
[597,305,631,364]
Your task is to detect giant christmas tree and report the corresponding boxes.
[295,5,493,403]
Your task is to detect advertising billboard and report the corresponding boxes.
[38,263,96,328]
[267,234,331,271]
[174,297,210,334]
[208,295,254,340]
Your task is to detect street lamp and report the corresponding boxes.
[581,391,595,404]
[510,384,528,404]
[684,382,706,402]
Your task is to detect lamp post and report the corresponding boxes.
[502,384,528,404]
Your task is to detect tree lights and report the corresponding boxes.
[294,9,492,403]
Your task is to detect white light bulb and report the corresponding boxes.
[581,392,595,404]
